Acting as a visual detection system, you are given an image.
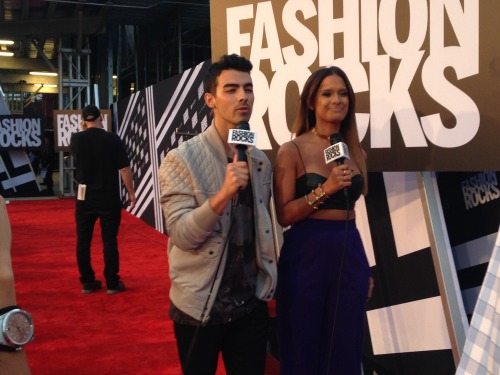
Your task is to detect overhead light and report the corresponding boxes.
[0,51,14,57]
[34,83,58,88]
[29,71,58,76]
[0,40,14,45]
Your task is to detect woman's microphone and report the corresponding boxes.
[324,133,349,165]
[325,133,350,201]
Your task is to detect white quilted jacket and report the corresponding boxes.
[158,123,278,322]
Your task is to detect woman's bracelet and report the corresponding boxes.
[304,183,329,209]
[316,183,329,199]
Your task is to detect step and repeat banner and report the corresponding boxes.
[210,0,500,173]
[53,109,112,152]
[110,1,499,374]
[0,102,44,195]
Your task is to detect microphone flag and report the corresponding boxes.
[324,133,350,164]
[228,121,257,158]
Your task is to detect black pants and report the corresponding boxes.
[174,302,269,375]
[75,201,122,289]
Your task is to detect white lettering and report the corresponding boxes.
[267,63,310,146]
[420,0,480,147]
[57,114,81,147]
[225,0,480,151]
[0,118,42,148]
[318,0,360,64]
[226,5,254,54]
[370,53,428,148]
[250,69,272,150]
[55,113,109,148]
[421,50,480,147]
[282,0,318,67]
[379,0,427,59]
[250,2,284,71]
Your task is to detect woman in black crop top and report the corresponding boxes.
[274,67,372,375]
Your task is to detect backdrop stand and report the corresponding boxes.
[417,171,469,365]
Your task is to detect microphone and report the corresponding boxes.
[324,133,350,165]
[227,121,257,162]
[326,133,350,201]
[227,121,256,207]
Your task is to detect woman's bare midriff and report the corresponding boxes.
[310,209,356,221]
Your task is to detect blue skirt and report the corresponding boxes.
[276,218,370,375]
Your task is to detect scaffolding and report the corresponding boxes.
[4,93,23,115]
[57,38,91,197]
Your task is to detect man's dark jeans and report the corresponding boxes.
[76,201,122,289]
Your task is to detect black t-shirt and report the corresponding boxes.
[207,182,259,324]
[70,127,130,208]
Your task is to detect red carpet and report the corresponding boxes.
[7,198,279,375]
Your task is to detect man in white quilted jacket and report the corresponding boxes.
[158,54,278,375]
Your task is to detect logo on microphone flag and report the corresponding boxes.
[324,142,350,164]
[228,128,257,153]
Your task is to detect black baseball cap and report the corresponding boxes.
[82,105,101,122]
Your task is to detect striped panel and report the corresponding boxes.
[0,151,39,195]
[363,172,455,374]
[115,60,211,232]
[437,172,500,319]
[367,296,451,354]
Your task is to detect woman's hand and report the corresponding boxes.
[323,163,352,195]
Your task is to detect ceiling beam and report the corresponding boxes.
[0,82,58,94]
[0,73,58,86]
[31,39,57,71]
[0,15,107,39]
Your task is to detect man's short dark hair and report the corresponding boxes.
[204,54,253,95]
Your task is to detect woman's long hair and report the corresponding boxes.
[293,66,368,195]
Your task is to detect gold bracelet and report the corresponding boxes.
[304,193,314,205]
[304,193,319,210]
[316,183,329,198]
[311,186,326,203]
[305,186,327,209]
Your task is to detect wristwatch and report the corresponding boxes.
[0,305,34,352]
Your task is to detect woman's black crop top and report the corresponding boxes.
[295,172,364,210]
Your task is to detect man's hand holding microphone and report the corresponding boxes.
[210,121,257,214]
[226,121,257,203]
